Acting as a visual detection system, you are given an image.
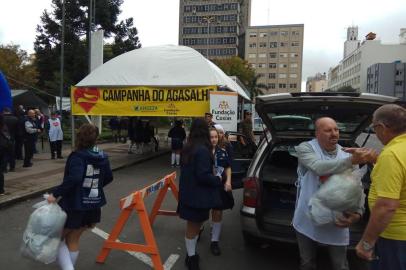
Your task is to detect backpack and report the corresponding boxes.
[0,129,12,151]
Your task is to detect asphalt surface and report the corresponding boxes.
[0,152,375,270]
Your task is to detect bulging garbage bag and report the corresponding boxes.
[308,167,366,225]
[21,200,67,264]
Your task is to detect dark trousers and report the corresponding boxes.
[3,141,16,170]
[371,237,406,270]
[296,231,349,270]
[50,140,62,158]
[0,154,4,193]
[24,137,35,166]
[15,137,23,159]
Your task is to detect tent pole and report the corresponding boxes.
[71,114,75,149]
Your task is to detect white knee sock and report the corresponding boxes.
[185,236,198,256]
[57,241,74,270]
[211,222,222,242]
[175,154,181,165]
[171,153,176,165]
[69,251,79,266]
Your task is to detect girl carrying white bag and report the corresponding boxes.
[21,194,67,264]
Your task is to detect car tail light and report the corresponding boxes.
[243,177,259,207]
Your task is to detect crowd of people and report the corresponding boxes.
[0,105,64,195]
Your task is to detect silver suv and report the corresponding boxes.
[240,92,398,247]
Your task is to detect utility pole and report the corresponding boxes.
[59,0,65,120]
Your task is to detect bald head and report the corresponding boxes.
[373,104,406,134]
[315,117,340,151]
[27,110,35,118]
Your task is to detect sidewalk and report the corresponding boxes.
[0,141,170,208]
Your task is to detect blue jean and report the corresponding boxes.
[371,237,406,270]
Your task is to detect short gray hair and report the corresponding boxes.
[373,104,406,134]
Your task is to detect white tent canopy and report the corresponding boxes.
[76,45,250,100]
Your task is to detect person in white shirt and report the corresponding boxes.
[46,112,64,159]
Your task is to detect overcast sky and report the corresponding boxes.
[1,0,405,89]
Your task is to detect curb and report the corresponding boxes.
[0,150,170,209]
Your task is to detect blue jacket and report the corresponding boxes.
[179,145,223,209]
[53,148,113,211]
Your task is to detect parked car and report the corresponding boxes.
[240,92,398,248]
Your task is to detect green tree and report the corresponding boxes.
[248,74,268,98]
[0,44,38,89]
[34,0,141,95]
[336,85,357,92]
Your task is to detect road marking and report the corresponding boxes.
[91,227,179,270]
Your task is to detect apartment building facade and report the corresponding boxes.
[367,62,406,101]
[328,27,406,92]
[244,24,304,94]
[178,0,251,59]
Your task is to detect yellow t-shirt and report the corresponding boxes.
[369,133,406,240]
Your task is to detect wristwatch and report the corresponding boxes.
[361,240,374,252]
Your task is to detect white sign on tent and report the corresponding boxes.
[210,91,238,132]
[55,97,71,111]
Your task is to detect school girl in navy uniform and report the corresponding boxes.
[209,125,234,256]
[47,124,113,270]
[178,118,223,270]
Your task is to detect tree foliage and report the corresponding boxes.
[212,56,266,99]
[34,0,141,95]
[0,44,38,89]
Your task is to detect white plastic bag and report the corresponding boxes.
[21,196,67,264]
[308,167,366,225]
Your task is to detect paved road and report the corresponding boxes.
[0,154,370,270]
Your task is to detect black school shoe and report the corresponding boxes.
[185,254,200,270]
[210,241,221,256]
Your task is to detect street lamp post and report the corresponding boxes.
[201,15,216,58]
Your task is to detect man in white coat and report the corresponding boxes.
[293,117,373,270]
[46,112,63,159]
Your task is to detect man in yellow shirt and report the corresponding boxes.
[355,104,406,270]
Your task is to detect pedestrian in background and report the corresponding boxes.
[205,112,216,127]
[23,110,41,167]
[354,104,406,270]
[15,106,26,160]
[0,114,11,195]
[168,120,186,167]
[108,116,120,143]
[47,123,113,270]
[239,110,255,146]
[178,118,223,270]
[119,117,128,143]
[208,125,233,256]
[46,112,64,159]
[34,109,44,154]
[2,107,18,172]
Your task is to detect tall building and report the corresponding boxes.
[244,24,304,94]
[306,72,328,92]
[328,27,406,92]
[178,0,251,59]
[367,62,406,101]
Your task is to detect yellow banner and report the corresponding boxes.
[71,86,214,116]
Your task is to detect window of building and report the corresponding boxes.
[249,43,257,48]
[395,81,403,86]
[269,63,277,68]
[270,31,278,36]
[290,53,299,58]
[279,73,287,79]
[291,41,300,47]
[268,83,276,89]
[269,52,277,58]
[396,70,403,76]
[290,63,298,68]
[290,83,297,88]
[258,53,267,58]
[280,53,288,58]
[279,63,288,68]
[249,32,257,38]
[258,63,266,68]
[250,63,256,68]
[259,42,267,48]
[292,31,300,36]
[280,42,288,47]
[270,42,278,48]
[257,73,265,78]
[279,83,287,88]
[289,74,298,78]
[280,31,289,36]
[269,73,276,79]
[248,53,256,58]
[259,32,267,38]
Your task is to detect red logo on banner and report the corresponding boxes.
[74,88,100,113]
